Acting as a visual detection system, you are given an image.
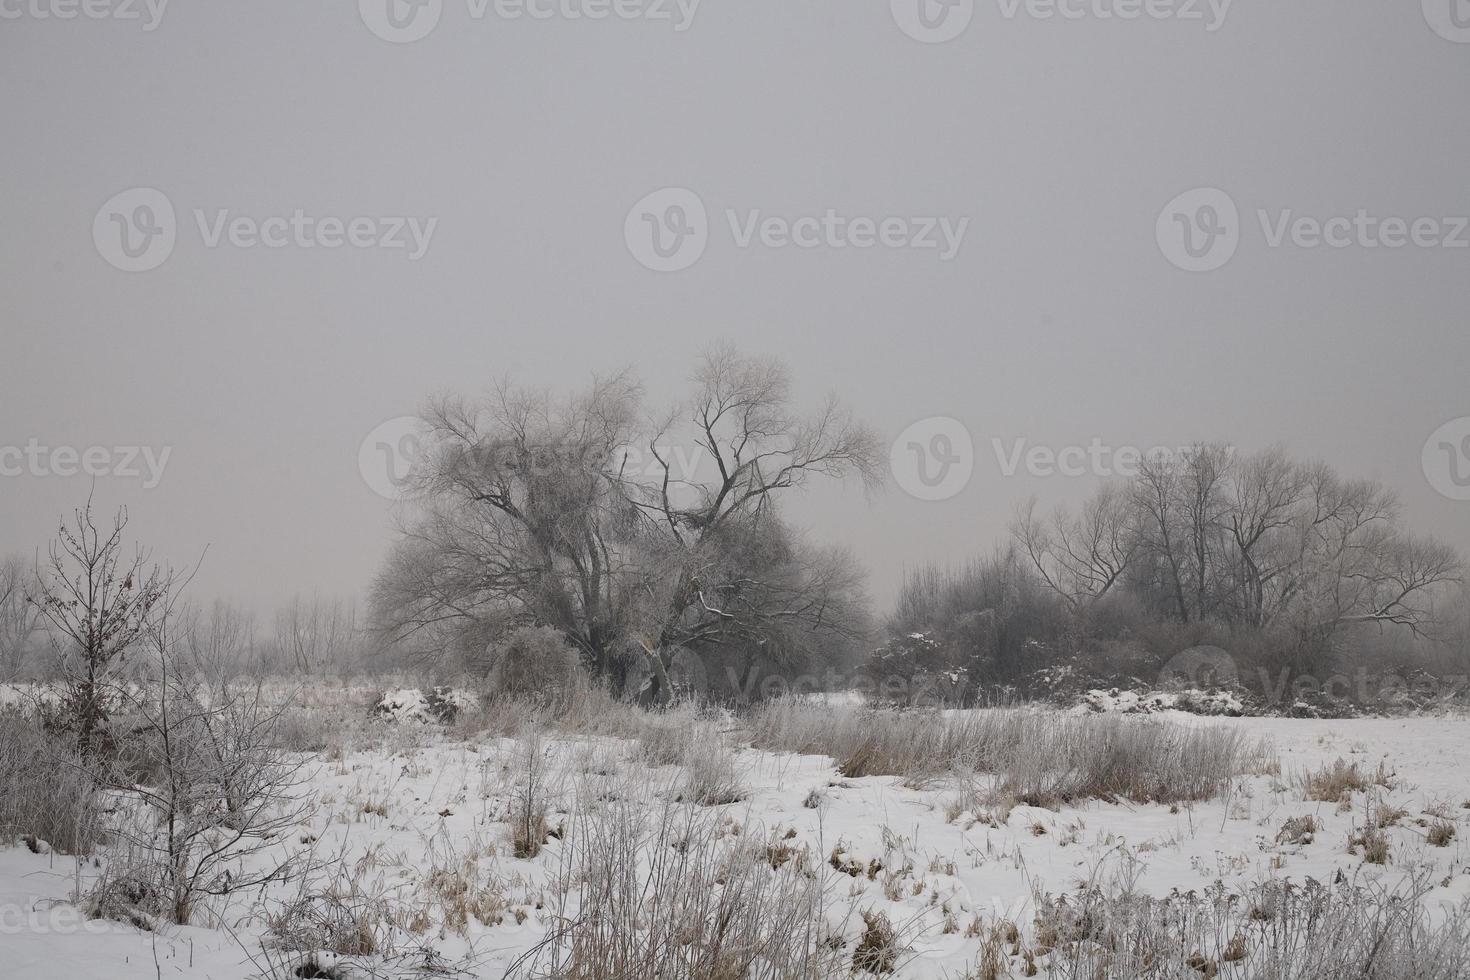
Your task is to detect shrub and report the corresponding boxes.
[510,729,552,859]
[490,626,583,703]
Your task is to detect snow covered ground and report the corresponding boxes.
[3,706,1468,979]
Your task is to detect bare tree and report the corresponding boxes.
[184,599,259,677]
[374,369,645,680]
[373,347,880,698]
[93,593,307,928]
[1224,446,1307,627]
[1012,483,1138,613]
[28,500,172,754]
[271,596,358,673]
[624,347,881,699]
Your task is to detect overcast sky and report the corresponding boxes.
[3,0,1469,616]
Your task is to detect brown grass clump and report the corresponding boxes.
[1303,759,1395,802]
[1348,824,1391,865]
[852,910,900,974]
[1276,815,1320,845]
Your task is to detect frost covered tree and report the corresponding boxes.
[372,346,879,698]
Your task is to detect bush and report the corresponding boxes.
[490,626,583,703]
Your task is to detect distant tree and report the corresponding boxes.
[270,596,358,673]
[0,555,45,679]
[373,346,880,699]
[1011,445,1463,675]
[182,599,258,677]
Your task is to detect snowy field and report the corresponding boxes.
[4,701,1469,979]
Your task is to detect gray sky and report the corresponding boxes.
[3,0,1469,616]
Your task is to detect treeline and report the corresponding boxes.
[0,554,375,681]
[872,445,1468,707]
[6,351,1465,712]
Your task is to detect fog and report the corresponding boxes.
[4,0,1469,614]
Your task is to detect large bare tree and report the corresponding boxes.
[373,347,880,698]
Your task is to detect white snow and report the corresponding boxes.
[3,708,1468,978]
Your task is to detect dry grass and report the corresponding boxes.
[1032,874,1470,979]
[852,910,900,974]
[266,857,396,957]
[1303,758,1396,802]
[678,727,747,807]
[749,698,1273,807]
[1276,814,1321,845]
[518,790,843,980]
[0,708,103,855]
